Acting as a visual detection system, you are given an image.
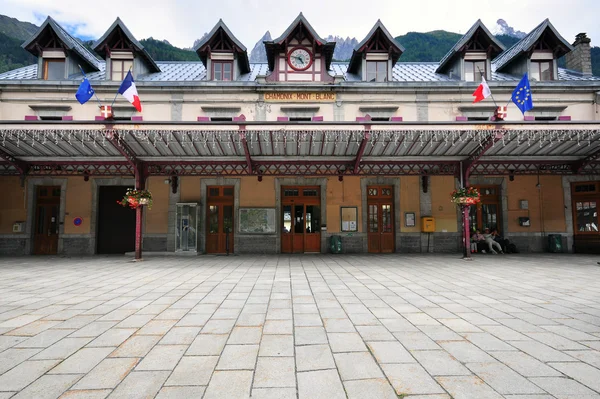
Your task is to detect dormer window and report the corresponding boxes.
[43,57,65,80]
[22,17,101,81]
[194,20,250,82]
[530,51,554,81]
[111,52,133,81]
[213,61,233,81]
[367,61,387,82]
[436,21,504,80]
[348,21,404,83]
[464,52,487,82]
[492,20,571,81]
[93,18,160,81]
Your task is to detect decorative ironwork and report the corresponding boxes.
[1,126,599,178]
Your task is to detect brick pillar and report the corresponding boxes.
[565,33,592,76]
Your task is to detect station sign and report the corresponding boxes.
[264,92,336,102]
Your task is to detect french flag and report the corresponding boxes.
[118,70,142,112]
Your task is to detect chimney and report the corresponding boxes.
[565,33,592,75]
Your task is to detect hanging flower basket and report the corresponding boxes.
[117,189,153,210]
[451,187,481,206]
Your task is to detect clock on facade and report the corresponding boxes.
[287,47,313,71]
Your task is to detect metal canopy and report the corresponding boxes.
[1,122,599,177]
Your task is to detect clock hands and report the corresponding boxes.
[293,55,305,65]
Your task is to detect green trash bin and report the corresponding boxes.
[547,234,562,253]
[329,235,342,254]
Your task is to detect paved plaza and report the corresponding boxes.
[0,254,600,398]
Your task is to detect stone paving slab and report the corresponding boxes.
[1,254,600,398]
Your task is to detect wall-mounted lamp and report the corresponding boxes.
[258,175,263,182]
[422,175,429,193]
[509,169,515,181]
[83,171,89,182]
[170,175,179,194]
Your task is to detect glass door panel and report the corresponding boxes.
[369,204,378,233]
[481,204,498,230]
[293,204,304,253]
[223,206,233,234]
[382,204,392,233]
[209,206,219,233]
[283,205,292,233]
[294,205,304,234]
[305,205,320,234]
[575,201,599,232]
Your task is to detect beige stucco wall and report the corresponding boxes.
[2,84,597,122]
[431,176,458,232]
[506,175,566,233]
[0,177,27,234]
[400,176,421,233]
[326,176,362,233]
[63,177,92,234]
[145,176,169,234]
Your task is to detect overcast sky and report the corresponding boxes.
[1,0,598,49]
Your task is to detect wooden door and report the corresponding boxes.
[367,186,394,253]
[206,186,234,254]
[33,186,60,255]
[281,187,321,253]
[571,182,600,253]
[468,185,501,233]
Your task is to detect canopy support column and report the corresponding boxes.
[461,162,472,260]
[354,123,371,174]
[134,162,148,261]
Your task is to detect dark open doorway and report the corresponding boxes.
[97,186,136,254]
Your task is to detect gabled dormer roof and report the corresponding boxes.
[93,17,160,73]
[492,19,573,72]
[21,16,101,71]
[436,19,505,73]
[263,12,336,71]
[348,20,405,74]
[194,19,250,75]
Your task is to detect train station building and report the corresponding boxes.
[0,14,598,257]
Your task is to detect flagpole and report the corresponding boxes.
[111,66,133,108]
[477,67,499,108]
[78,64,103,107]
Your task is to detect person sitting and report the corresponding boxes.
[483,228,503,254]
[471,230,485,253]
[491,229,511,253]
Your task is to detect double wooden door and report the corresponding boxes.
[206,186,234,254]
[281,186,321,253]
[34,186,61,255]
[367,186,394,253]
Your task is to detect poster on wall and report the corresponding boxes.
[341,207,358,232]
[239,208,276,234]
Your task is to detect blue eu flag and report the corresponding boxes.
[75,78,95,105]
[511,73,534,115]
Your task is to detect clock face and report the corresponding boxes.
[287,47,313,71]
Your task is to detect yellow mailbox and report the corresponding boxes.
[421,217,435,233]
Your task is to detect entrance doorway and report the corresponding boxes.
[469,185,501,233]
[33,186,61,255]
[281,186,321,253]
[571,181,599,253]
[97,186,136,254]
[367,186,394,253]
[206,186,234,254]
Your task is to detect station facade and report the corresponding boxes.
[0,14,599,256]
